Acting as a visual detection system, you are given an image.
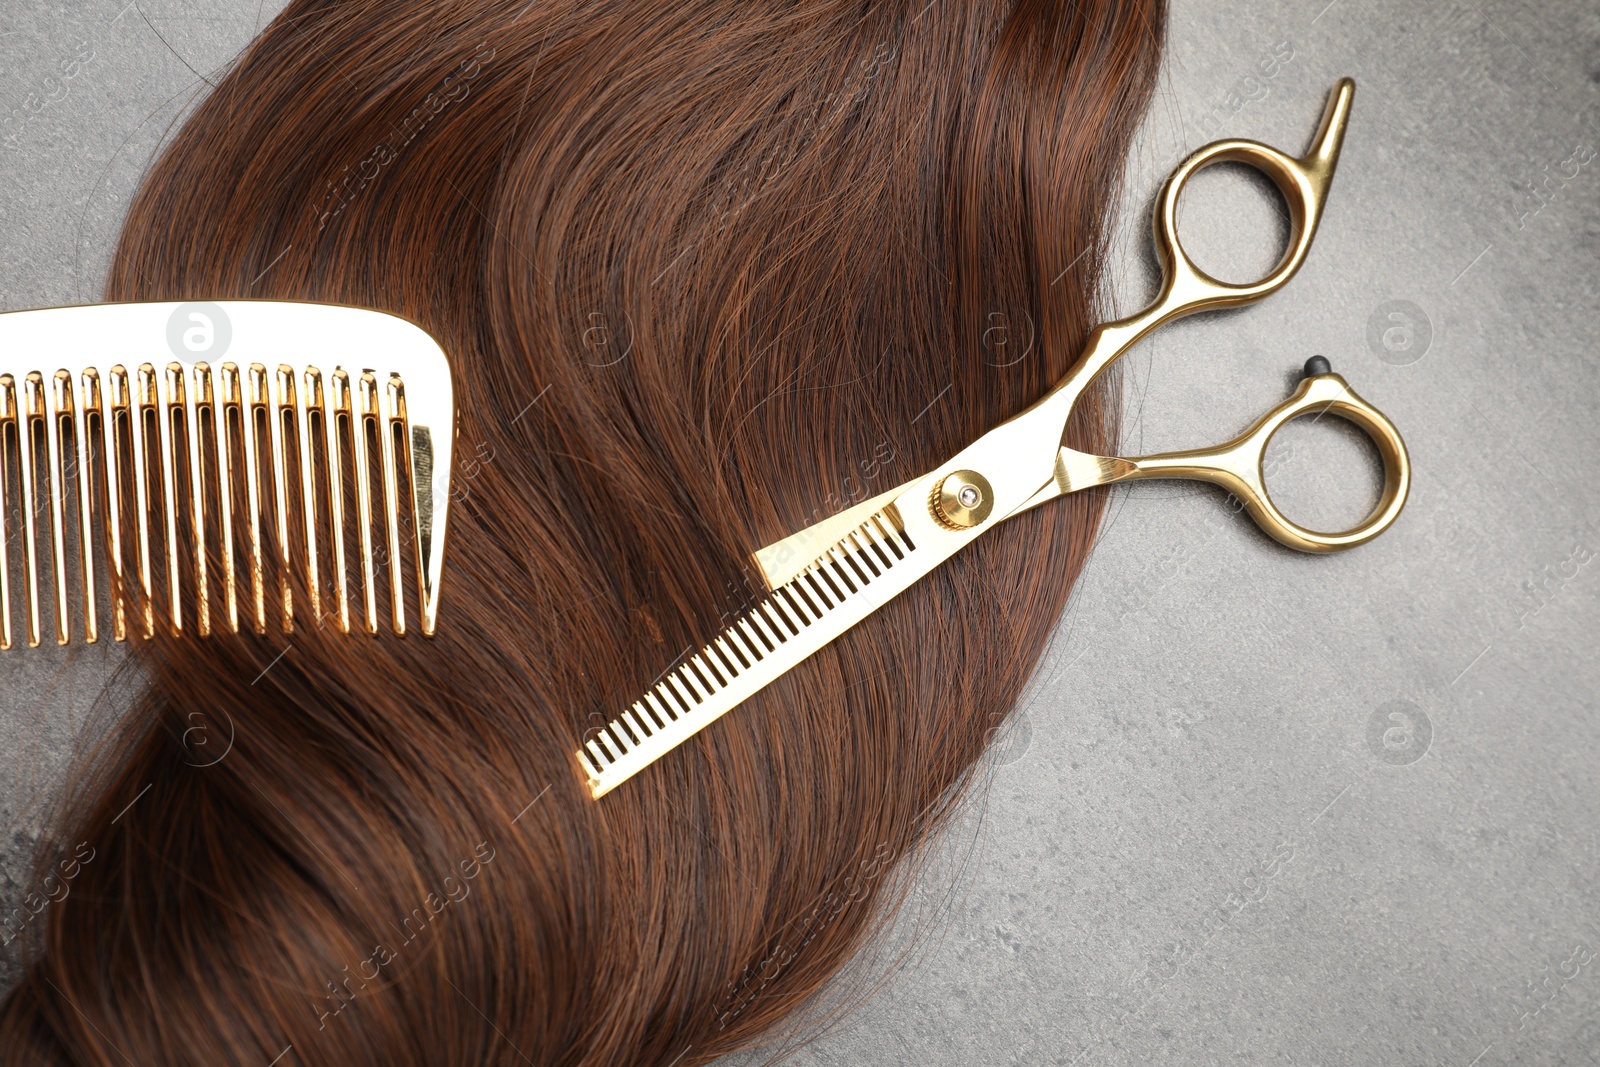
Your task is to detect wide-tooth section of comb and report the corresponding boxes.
[578,507,917,799]
[0,301,455,648]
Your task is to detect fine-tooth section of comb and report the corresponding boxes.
[0,301,455,648]
[578,506,917,799]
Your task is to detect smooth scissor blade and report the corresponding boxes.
[754,446,1138,587]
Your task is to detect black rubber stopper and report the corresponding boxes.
[1304,354,1332,378]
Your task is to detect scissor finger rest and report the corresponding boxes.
[1147,77,1354,318]
[1112,357,1409,552]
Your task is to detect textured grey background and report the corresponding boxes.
[1,1,1597,1065]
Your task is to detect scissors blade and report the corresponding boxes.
[579,490,934,798]
[751,481,911,589]
[580,403,1069,798]
[752,383,1083,588]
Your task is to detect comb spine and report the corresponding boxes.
[45,372,72,645]
[72,372,98,644]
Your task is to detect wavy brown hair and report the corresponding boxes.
[1,0,1165,1062]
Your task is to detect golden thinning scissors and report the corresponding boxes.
[578,77,1409,799]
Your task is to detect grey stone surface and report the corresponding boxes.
[1,1,1597,1064]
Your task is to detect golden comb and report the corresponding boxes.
[0,300,455,648]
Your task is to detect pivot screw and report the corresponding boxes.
[932,470,994,529]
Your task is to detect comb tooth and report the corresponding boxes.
[860,523,894,570]
[17,374,44,647]
[702,649,733,686]
[44,372,73,645]
[671,667,704,704]
[802,567,835,609]
[72,371,99,646]
[636,695,663,731]
[680,659,709,695]
[660,672,691,710]
[211,364,239,633]
[583,738,611,771]
[378,373,405,635]
[659,674,691,714]
[0,376,14,649]
[351,372,379,635]
[739,615,774,655]
[268,366,295,633]
[614,712,641,747]
[745,607,781,649]
[296,369,321,627]
[777,585,813,626]
[635,698,665,732]
[645,689,678,723]
[710,635,744,676]
[603,721,631,754]
[183,365,209,637]
[323,370,351,633]
[826,547,861,592]
[628,704,655,737]
[239,365,268,634]
[732,618,766,661]
[689,652,723,690]
[390,376,430,636]
[620,703,652,739]
[714,632,749,671]
[818,555,851,599]
[786,578,821,621]
[840,540,872,585]
[691,656,720,693]
[639,691,669,726]
[397,379,444,638]
[582,505,925,798]
[99,368,128,641]
[870,513,901,557]
[157,364,184,634]
[758,599,795,638]
[724,620,756,663]
[762,598,793,636]
[847,532,880,578]
[71,373,99,644]
[127,366,157,638]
